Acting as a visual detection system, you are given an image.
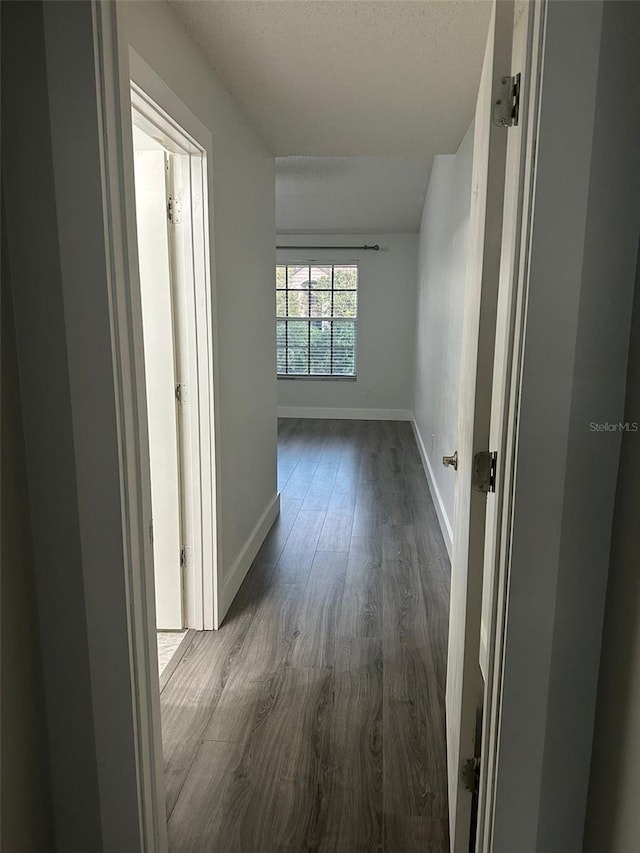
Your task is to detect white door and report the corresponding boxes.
[133,144,183,630]
[445,2,515,850]
[476,4,542,849]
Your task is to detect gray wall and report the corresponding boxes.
[584,244,640,853]
[2,0,278,847]
[1,202,55,851]
[412,123,474,552]
[276,233,418,416]
[2,2,108,847]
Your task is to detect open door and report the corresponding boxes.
[130,79,218,632]
[444,2,515,850]
[133,140,184,630]
[476,4,544,850]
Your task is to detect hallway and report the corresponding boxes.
[162,419,451,851]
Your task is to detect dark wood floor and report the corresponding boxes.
[163,419,451,852]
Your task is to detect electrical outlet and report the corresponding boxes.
[365,386,373,397]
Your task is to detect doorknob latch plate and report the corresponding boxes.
[473,451,497,493]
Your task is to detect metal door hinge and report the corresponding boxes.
[180,546,191,568]
[462,757,480,794]
[175,383,188,404]
[167,196,182,224]
[472,451,497,493]
[492,73,520,127]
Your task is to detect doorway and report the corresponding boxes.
[130,82,217,660]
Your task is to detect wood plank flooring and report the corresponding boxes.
[163,419,451,852]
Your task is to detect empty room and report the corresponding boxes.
[3,2,640,853]
[123,2,495,848]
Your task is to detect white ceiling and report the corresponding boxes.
[276,155,431,233]
[169,0,491,231]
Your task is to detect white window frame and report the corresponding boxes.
[276,261,358,380]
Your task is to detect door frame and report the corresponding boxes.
[446,2,516,847]
[92,2,220,848]
[475,2,547,850]
[131,78,218,632]
[93,4,166,848]
[446,2,549,849]
[64,1,623,850]
[92,0,543,848]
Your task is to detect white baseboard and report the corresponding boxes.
[218,493,280,625]
[277,406,413,421]
[411,419,453,559]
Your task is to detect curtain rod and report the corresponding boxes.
[276,244,379,251]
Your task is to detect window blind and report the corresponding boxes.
[276,263,358,377]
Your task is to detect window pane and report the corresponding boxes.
[310,320,331,374]
[333,291,357,318]
[286,320,309,374]
[287,265,311,290]
[332,320,356,375]
[275,264,357,378]
[334,265,358,290]
[287,351,309,374]
[310,265,332,290]
[277,320,288,375]
[287,290,309,318]
[287,319,308,347]
[310,290,331,318]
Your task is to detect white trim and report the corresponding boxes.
[410,419,453,559]
[129,50,222,633]
[477,4,546,850]
[129,55,219,633]
[93,3,168,849]
[218,494,281,623]
[277,406,412,421]
[129,51,211,157]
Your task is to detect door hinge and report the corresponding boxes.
[462,757,480,794]
[149,518,154,546]
[167,196,182,224]
[472,450,497,493]
[175,383,188,404]
[180,546,191,568]
[492,73,520,127]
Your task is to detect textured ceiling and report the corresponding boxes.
[276,155,431,232]
[168,0,490,232]
[168,0,491,157]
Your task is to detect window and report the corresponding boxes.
[276,263,358,377]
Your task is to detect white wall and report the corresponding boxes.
[276,233,418,418]
[123,1,277,616]
[412,123,475,552]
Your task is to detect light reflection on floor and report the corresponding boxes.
[157,631,185,677]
